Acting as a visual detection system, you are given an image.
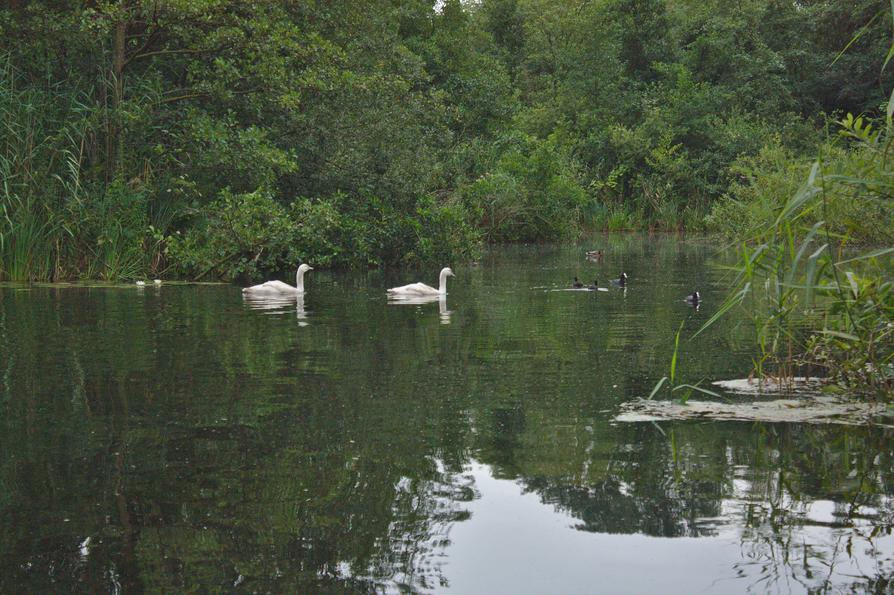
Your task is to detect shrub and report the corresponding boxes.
[708,130,894,246]
[460,134,588,242]
[706,113,894,396]
[166,188,481,279]
[167,189,306,281]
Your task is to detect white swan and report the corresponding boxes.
[242,263,313,295]
[387,267,454,296]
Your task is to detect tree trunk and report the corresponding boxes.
[109,14,127,179]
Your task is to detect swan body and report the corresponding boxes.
[153,279,162,285]
[135,280,146,286]
[243,264,313,295]
[387,267,454,296]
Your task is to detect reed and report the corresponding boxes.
[697,115,894,397]
[0,54,154,281]
[0,58,64,281]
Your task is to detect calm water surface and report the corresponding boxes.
[2,235,893,593]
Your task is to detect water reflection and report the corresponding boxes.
[387,294,452,324]
[446,459,894,594]
[2,237,894,592]
[242,292,309,324]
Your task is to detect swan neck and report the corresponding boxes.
[438,270,448,294]
[295,269,305,293]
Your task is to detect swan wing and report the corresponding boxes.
[242,280,298,294]
[386,282,438,296]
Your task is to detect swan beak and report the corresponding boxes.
[307,266,314,270]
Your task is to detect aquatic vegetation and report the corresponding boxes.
[701,113,894,397]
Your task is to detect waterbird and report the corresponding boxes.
[685,291,701,305]
[153,279,162,285]
[135,280,146,286]
[587,279,599,291]
[610,272,628,287]
[387,267,454,296]
[243,263,313,295]
[586,250,603,260]
[572,276,584,289]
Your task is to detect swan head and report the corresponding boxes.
[298,263,313,274]
[441,267,455,277]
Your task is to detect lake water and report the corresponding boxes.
[2,235,893,593]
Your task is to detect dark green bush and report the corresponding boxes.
[707,130,894,246]
[166,189,481,280]
[460,134,588,242]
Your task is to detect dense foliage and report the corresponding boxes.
[1,0,892,280]
[704,110,894,396]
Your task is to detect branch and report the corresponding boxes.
[157,92,209,105]
[155,84,261,105]
[129,46,228,64]
[123,28,160,68]
[195,251,239,281]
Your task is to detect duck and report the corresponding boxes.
[587,279,599,291]
[387,267,454,296]
[610,272,628,287]
[572,276,584,289]
[685,291,701,305]
[585,250,603,260]
[242,263,313,295]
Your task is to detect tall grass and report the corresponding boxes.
[0,57,155,281]
[0,58,66,281]
[700,114,894,397]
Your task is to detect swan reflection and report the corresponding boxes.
[387,294,452,324]
[242,293,309,325]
